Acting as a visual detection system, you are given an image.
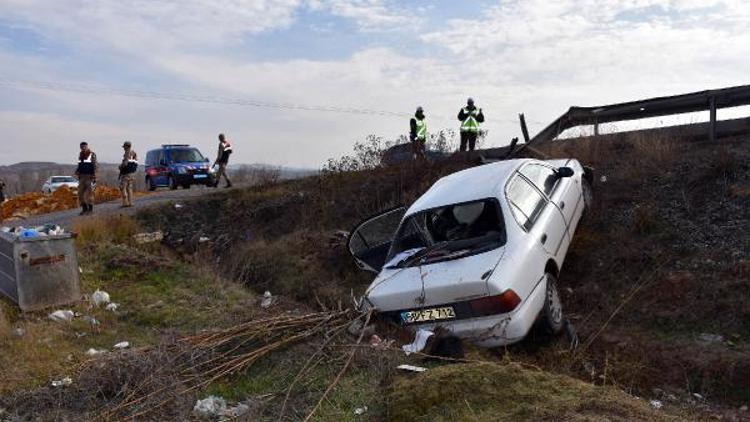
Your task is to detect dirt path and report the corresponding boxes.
[13,185,236,229]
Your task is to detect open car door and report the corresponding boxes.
[348,207,406,273]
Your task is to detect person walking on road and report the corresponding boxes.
[409,106,427,160]
[213,133,233,188]
[118,141,138,208]
[75,141,98,215]
[457,97,484,152]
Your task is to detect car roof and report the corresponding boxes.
[406,159,531,215]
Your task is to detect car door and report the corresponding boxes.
[518,162,578,237]
[506,173,567,260]
[348,207,406,272]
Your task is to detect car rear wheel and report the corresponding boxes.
[539,273,563,335]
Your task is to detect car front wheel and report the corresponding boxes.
[169,176,178,190]
[539,273,563,335]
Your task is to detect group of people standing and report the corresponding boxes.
[74,134,233,216]
[409,97,485,159]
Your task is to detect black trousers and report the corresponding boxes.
[460,131,478,151]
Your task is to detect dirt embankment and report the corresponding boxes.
[1,186,122,221]
[141,133,750,416]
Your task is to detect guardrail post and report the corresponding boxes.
[519,113,531,143]
[709,96,717,142]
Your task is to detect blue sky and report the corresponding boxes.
[0,0,749,166]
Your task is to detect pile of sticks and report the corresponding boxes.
[99,310,353,420]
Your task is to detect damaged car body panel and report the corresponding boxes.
[349,158,590,347]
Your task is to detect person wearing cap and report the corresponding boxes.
[118,141,138,208]
[457,97,485,152]
[75,142,98,215]
[409,106,427,159]
[213,133,233,188]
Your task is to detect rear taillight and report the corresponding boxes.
[468,290,521,316]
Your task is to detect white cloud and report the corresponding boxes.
[309,0,412,31]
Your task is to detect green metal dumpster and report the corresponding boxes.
[0,231,81,311]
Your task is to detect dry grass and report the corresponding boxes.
[71,214,140,245]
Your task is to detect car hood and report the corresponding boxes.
[364,246,505,311]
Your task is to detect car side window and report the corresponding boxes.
[519,164,558,197]
[146,151,155,166]
[506,174,547,231]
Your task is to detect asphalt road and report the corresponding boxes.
[15,185,232,229]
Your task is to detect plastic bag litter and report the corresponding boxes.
[85,348,107,356]
[133,231,164,244]
[193,396,250,418]
[113,341,130,349]
[82,315,100,326]
[354,406,368,416]
[49,310,75,323]
[402,329,434,356]
[397,364,428,373]
[198,236,210,243]
[649,400,663,410]
[51,377,73,387]
[260,291,274,309]
[105,303,119,312]
[91,289,111,307]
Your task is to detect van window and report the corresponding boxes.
[506,174,547,230]
[146,151,156,166]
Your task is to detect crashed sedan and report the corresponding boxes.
[348,158,593,347]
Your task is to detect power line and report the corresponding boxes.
[0,76,545,126]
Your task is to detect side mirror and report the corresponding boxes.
[557,167,574,178]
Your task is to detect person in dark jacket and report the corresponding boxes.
[457,97,485,152]
[409,106,427,159]
[213,133,232,188]
[0,177,6,203]
[118,141,138,208]
[75,141,98,215]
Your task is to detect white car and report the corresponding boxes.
[42,176,79,194]
[348,158,593,347]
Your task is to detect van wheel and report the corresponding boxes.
[539,273,563,335]
[169,176,178,190]
[147,177,156,191]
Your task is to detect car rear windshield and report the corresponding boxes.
[168,148,205,163]
[385,198,506,268]
[52,177,76,183]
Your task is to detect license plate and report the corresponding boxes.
[401,306,456,324]
[193,174,208,179]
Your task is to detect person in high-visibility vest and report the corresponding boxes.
[457,97,484,152]
[409,106,427,159]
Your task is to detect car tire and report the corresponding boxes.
[582,179,593,212]
[169,176,178,190]
[539,273,564,335]
[147,177,156,191]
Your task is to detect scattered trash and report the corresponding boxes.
[402,329,434,356]
[354,406,368,416]
[105,303,119,312]
[697,333,724,344]
[11,327,25,338]
[198,236,210,243]
[740,405,748,412]
[48,310,74,323]
[692,393,704,401]
[85,348,107,356]
[600,175,608,183]
[397,364,428,373]
[370,334,395,351]
[133,231,164,244]
[51,377,73,387]
[174,203,183,209]
[82,315,100,326]
[90,289,111,307]
[113,341,130,349]
[75,332,88,338]
[649,399,663,410]
[0,224,67,239]
[260,291,274,309]
[193,396,251,419]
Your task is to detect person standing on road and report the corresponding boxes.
[213,133,233,188]
[118,141,138,208]
[457,98,484,152]
[0,177,6,203]
[75,141,98,215]
[409,106,427,160]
